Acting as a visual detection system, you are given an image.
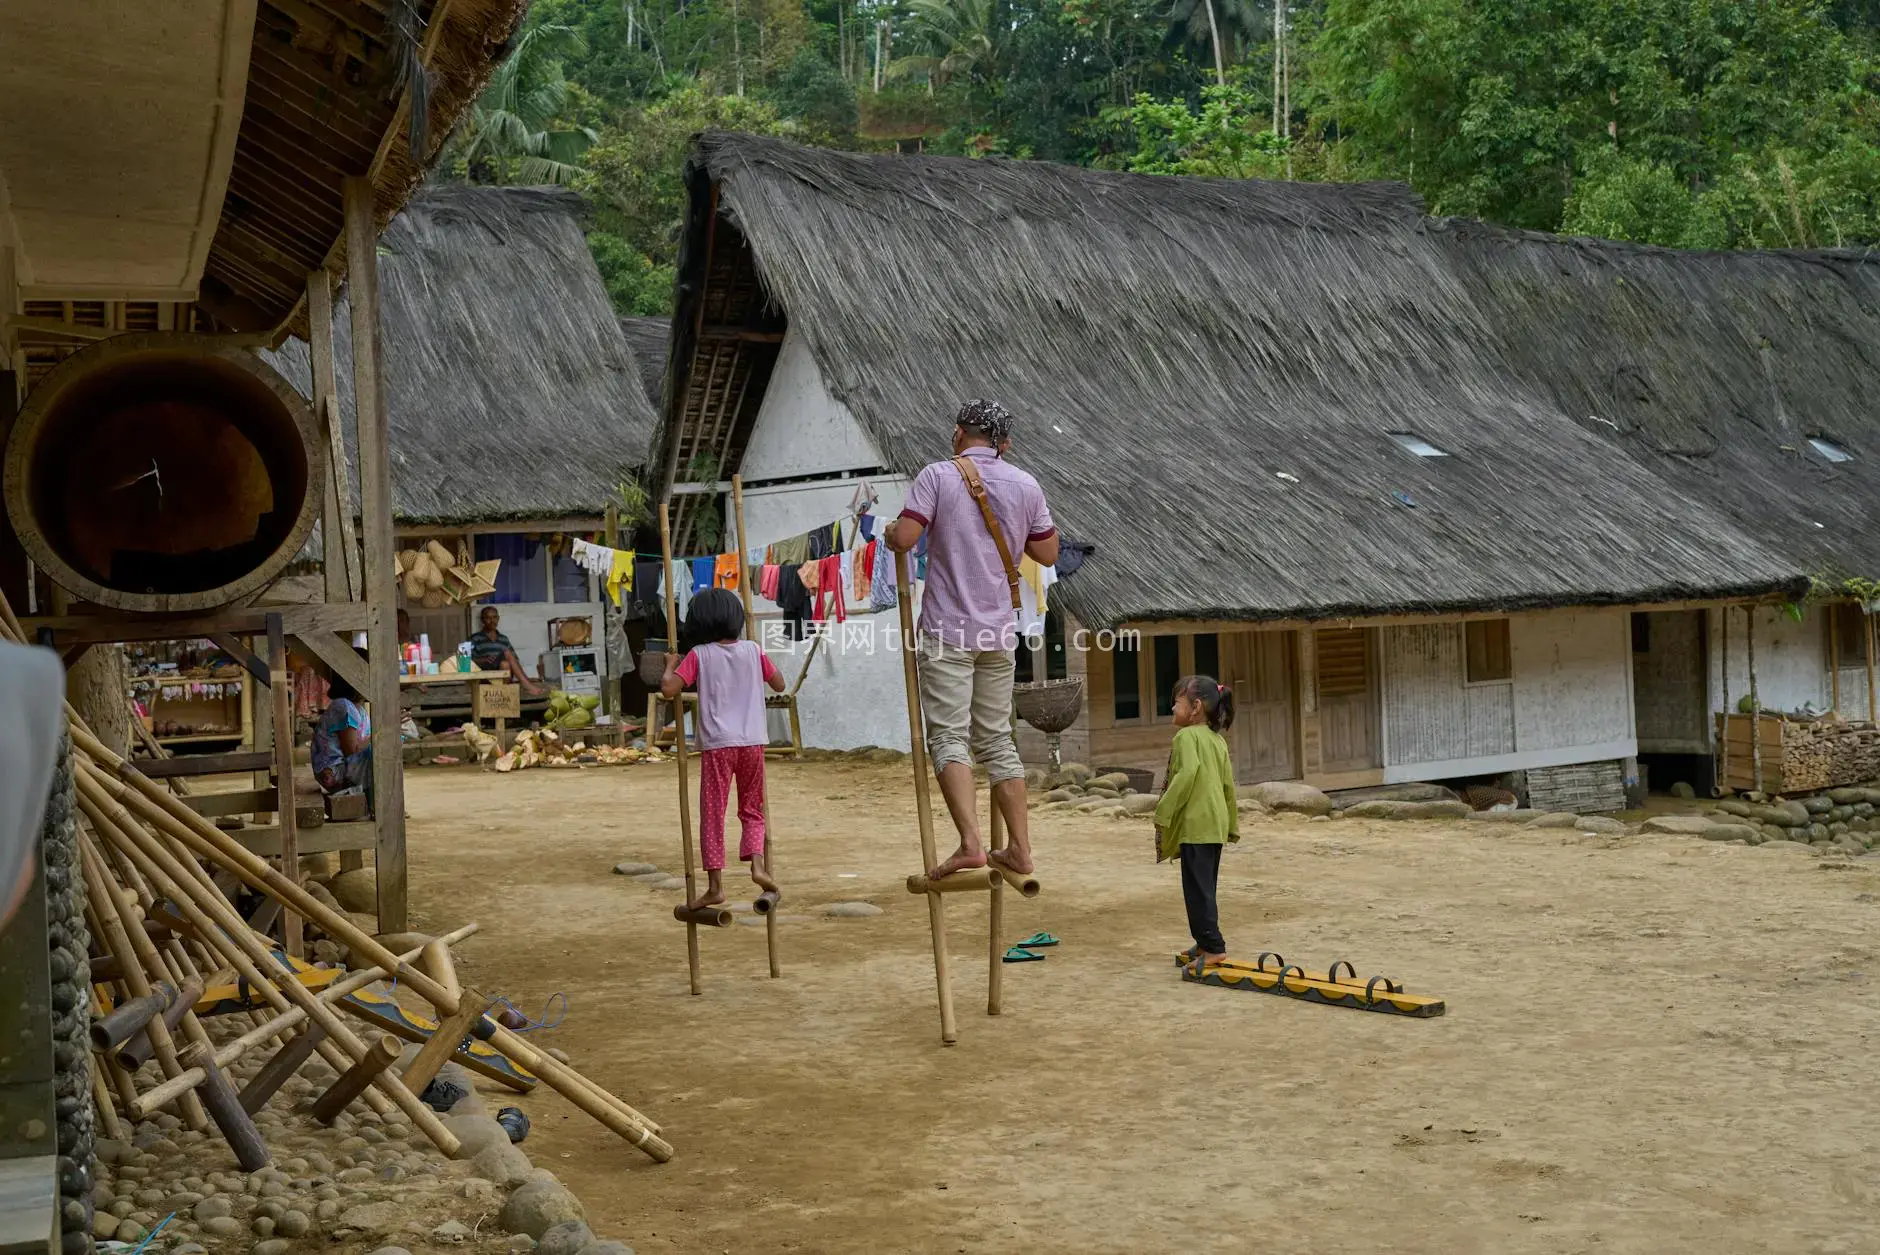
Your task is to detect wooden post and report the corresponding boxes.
[251,670,275,824]
[659,503,702,995]
[987,805,1003,1016]
[399,989,493,1096]
[1718,608,1729,793]
[1830,604,1840,713]
[310,1032,402,1123]
[178,1041,270,1172]
[731,475,781,977]
[238,1026,326,1115]
[343,177,407,933]
[307,270,357,604]
[603,502,619,721]
[895,547,957,1045]
[267,613,302,957]
[1747,607,1762,794]
[1867,605,1877,726]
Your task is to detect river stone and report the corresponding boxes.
[472,1142,535,1188]
[1670,781,1697,799]
[1075,798,1123,813]
[1245,781,1333,816]
[253,1240,290,1255]
[440,1114,510,1158]
[202,1215,247,1238]
[1575,817,1628,835]
[276,1210,310,1239]
[1465,809,1542,823]
[329,869,378,913]
[1121,793,1160,814]
[506,1239,537,1254]
[1700,822,1761,842]
[173,1245,207,1255]
[823,902,883,918]
[1641,815,1724,835]
[365,1248,413,1255]
[1759,839,1815,852]
[1053,762,1093,786]
[1525,813,1584,829]
[499,1179,586,1239]
[432,1220,473,1243]
[252,1216,275,1237]
[536,1221,595,1255]
[1091,771,1133,790]
[336,1202,404,1234]
[575,1244,634,1255]
[90,1214,118,1241]
[611,862,659,876]
[115,1220,147,1243]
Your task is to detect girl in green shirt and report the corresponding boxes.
[1154,675,1238,967]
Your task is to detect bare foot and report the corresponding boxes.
[928,843,988,879]
[685,886,726,912]
[988,846,1034,876]
[750,862,780,898]
[1201,951,1227,967]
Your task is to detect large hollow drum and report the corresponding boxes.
[3,332,324,614]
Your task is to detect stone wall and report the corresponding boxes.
[43,732,94,1255]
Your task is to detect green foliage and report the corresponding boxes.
[1102,85,1291,179]
[451,23,600,184]
[767,46,860,138]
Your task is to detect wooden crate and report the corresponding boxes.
[1717,713,1880,794]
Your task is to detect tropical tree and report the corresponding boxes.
[455,23,600,185]
[887,0,1012,88]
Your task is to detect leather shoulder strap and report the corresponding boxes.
[951,456,1022,610]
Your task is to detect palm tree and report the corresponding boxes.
[457,23,598,185]
[1165,0,1269,86]
[885,0,1008,88]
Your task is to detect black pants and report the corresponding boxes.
[1179,843,1225,954]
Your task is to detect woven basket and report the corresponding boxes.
[1014,677,1085,734]
[637,649,668,688]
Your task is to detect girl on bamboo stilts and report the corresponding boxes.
[1154,675,1238,967]
[660,589,787,911]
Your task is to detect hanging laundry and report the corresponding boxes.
[633,556,664,612]
[799,558,821,598]
[690,556,715,593]
[606,549,636,608]
[838,550,856,609]
[293,665,329,722]
[813,554,847,623]
[857,511,876,542]
[714,552,741,591]
[760,564,781,602]
[871,540,898,611]
[570,537,612,577]
[807,521,837,560]
[1017,558,1059,637]
[776,564,811,640]
[853,540,874,601]
[770,533,811,566]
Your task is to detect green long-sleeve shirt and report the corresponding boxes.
[1153,723,1239,861]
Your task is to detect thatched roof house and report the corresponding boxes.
[273,184,658,526]
[618,316,671,411]
[656,133,1828,631]
[653,133,1880,798]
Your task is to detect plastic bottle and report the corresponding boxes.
[419,634,432,667]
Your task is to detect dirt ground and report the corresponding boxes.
[400,759,1880,1254]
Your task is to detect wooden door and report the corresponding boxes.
[1631,610,1709,753]
[1224,632,1297,782]
[1315,627,1379,772]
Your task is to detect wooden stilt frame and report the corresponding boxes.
[892,549,1036,1045]
[659,503,704,996]
[731,475,782,977]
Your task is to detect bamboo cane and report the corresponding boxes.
[76,770,452,1150]
[398,990,492,1097]
[70,727,666,1152]
[904,869,999,894]
[89,1057,124,1142]
[90,981,176,1050]
[419,940,461,1008]
[659,502,703,996]
[128,924,478,1119]
[988,804,1004,1016]
[239,1026,327,1116]
[895,547,958,1045]
[80,774,392,1116]
[178,1041,270,1171]
[76,837,209,1130]
[731,473,782,978]
[118,976,201,1071]
[310,1033,401,1123]
[672,904,735,927]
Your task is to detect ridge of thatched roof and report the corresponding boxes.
[271,184,657,527]
[618,316,671,411]
[662,132,1810,628]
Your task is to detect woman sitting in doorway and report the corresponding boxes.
[468,606,546,696]
[312,675,372,802]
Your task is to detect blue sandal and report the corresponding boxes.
[1017,932,1059,948]
[1002,946,1045,963]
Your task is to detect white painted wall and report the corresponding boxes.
[735,332,915,751]
[740,331,885,481]
[1375,609,1636,783]
[1707,605,1828,717]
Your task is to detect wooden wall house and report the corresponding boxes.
[651,134,1841,802]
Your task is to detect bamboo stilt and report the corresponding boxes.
[239,1026,327,1115]
[398,989,493,1097]
[118,976,201,1071]
[988,804,1004,1016]
[418,940,461,1008]
[77,838,209,1130]
[128,924,478,1119]
[64,722,666,1157]
[179,1041,271,1171]
[904,869,999,894]
[672,904,735,927]
[731,474,782,978]
[895,547,957,1045]
[90,981,175,1050]
[76,772,448,1148]
[310,1033,401,1123]
[659,502,703,996]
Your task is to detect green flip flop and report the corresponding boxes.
[1002,946,1045,963]
[1017,932,1060,948]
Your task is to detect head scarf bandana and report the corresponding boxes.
[955,399,1014,446]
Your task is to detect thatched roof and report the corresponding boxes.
[658,133,1821,628]
[618,316,671,411]
[270,185,657,527]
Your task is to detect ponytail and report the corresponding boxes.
[1173,674,1235,733]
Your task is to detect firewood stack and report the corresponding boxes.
[1,590,673,1178]
[1780,716,1880,793]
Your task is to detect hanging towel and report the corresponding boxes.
[799,558,822,597]
[1018,560,1058,637]
[714,552,741,591]
[771,533,811,565]
[760,564,781,602]
[606,549,635,608]
[690,556,715,594]
[807,521,836,560]
[852,542,873,602]
[813,554,847,623]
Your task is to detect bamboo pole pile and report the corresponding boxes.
[1,589,675,1166]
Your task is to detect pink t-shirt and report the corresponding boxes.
[674,640,782,750]
[899,446,1055,651]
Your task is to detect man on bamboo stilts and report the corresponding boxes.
[886,400,1059,879]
